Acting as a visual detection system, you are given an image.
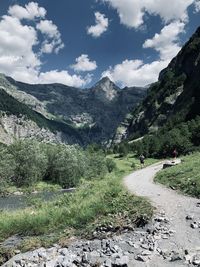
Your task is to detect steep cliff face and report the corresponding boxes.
[126,26,200,140]
[0,88,83,145]
[0,114,64,145]
[0,75,146,144]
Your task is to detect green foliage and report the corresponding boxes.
[155,152,200,198]
[85,151,107,179]
[118,143,129,157]
[45,145,86,188]
[0,148,16,193]
[131,162,136,169]
[106,158,116,173]
[0,165,153,241]
[0,140,111,191]
[132,116,200,158]
[8,140,48,187]
[86,143,104,153]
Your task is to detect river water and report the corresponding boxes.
[0,189,74,211]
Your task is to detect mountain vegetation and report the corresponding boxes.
[0,140,111,193]
[120,26,200,157]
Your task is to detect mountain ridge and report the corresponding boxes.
[0,74,147,145]
[118,26,200,142]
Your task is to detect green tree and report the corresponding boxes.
[8,140,48,186]
[118,143,128,157]
[0,148,16,192]
[48,145,86,188]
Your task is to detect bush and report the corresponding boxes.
[46,145,86,188]
[118,143,128,157]
[8,140,48,187]
[106,158,116,173]
[85,151,107,179]
[0,140,112,190]
[0,148,16,193]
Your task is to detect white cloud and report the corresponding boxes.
[0,2,89,87]
[194,0,200,12]
[36,20,64,54]
[0,15,40,79]
[87,12,108,37]
[102,59,169,87]
[36,20,59,38]
[71,54,97,72]
[38,71,92,87]
[102,0,196,28]
[143,21,185,60]
[102,21,185,87]
[8,1,46,20]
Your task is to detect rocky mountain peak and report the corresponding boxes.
[92,76,120,101]
[95,76,119,89]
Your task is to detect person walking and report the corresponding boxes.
[139,154,145,168]
[172,149,178,161]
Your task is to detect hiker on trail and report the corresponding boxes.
[172,149,178,160]
[139,154,145,168]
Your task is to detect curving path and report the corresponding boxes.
[124,162,200,254]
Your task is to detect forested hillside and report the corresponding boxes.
[120,26,200,157]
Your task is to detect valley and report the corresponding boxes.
[0,75,146,145]
[0,3,199,266]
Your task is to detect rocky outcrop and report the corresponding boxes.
[0,113,63,144]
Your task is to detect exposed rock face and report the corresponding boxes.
[0,113,63,144]
[0,89,83,145]
[0,75,146,145]
[91,77,119,102]
[119,26,200,141]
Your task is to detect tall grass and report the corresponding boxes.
[0,154,154,241]
[155,152,200,198]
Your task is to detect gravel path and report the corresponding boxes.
[124,161,200,264]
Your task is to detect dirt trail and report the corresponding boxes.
[124,162,200,254]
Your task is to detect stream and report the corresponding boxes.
[0,189,75,211]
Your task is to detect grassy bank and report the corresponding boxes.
[1,181,62,196]
[155,152,200,198]
[107,153,157,173]
[0,154,156,249]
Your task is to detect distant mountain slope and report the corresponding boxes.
[126,26,200,140]
[0,75,147,144]
[0,88,83,144]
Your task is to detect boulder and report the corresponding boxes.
[163,159,181,169]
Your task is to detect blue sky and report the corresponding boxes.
[0,0,199,88]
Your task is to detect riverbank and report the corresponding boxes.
[0,154,156,265]
[0,181,62,198]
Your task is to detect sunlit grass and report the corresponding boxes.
[155,152,200,198]
[0,154,154,243]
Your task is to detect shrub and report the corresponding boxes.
[118,143,128,157]
[85,151,107,179]
[8,140,48,187]
[106,158,116,173]
[46,145,86,188]
[0,148,16,192]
